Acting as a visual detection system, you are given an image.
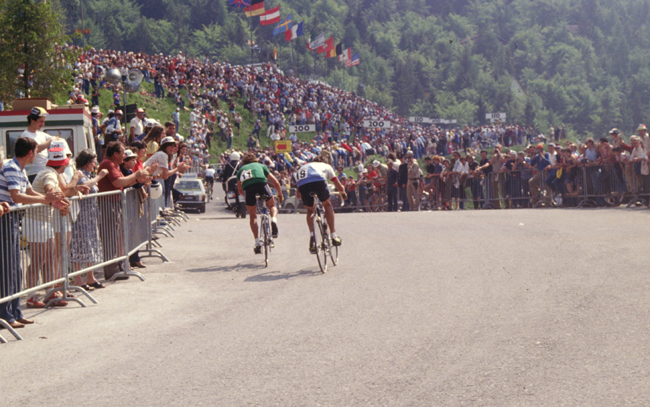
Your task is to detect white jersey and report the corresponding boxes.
[296,162,336,187]
[204,168,216,178]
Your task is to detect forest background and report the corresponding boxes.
[8,0,650,139]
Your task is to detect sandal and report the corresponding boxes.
[89,282,105,289]
[80,284,95,292]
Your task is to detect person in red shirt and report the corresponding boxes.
[97,141,155,280]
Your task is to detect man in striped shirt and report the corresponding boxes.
[0,138,67,329]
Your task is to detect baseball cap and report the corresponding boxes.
[29,107,48,118]
[609,128,620,134]
[372,160,380,167]
[46,147,69,167]
[91,106,100,114]
[115,109,123,116]
[548,142,556,147]
[136,108,145,113]
[123,149,137,159]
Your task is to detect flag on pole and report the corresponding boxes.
[327,42,342,58]
[345,52,360,67]
[285,21,304,41]
[309,33,325,51]
[229,0,251,8]
[260,6,281,25]
[339,48,351,62]
[272,14,292,35]
[317,36,334,54]
[244,0,264,16]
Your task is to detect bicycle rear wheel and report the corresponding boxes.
[262,215,269,267]
[314,215,327,273]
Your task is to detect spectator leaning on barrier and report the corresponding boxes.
[70,149,109,291]
[97,141,154,281]
[0,138,68,329]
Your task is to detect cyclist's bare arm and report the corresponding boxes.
[267,173,284,204]
[237,180,244,196]
[331,178,348,201]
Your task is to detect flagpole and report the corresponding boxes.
[289,40,294,67]
[249,15,253,65]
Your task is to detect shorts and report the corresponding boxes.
[298,181,330,207]
[243,182,273,207]
[205,176,214,184]
[23,217,54,243]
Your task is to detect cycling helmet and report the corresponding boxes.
[149,182,163,199]
[230,152,241,161]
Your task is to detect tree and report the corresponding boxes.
[0,0,78,104]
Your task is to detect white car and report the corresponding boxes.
[174,177,207,213]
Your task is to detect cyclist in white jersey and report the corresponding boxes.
[296,154,348,253]
[204,167,216,196]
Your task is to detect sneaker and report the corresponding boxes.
[332,236,342,247]
[254,245,262,255]
[26,296,45,309]
[309,237,317,254]
[271,221,278,238]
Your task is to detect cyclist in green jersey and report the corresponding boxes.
[236,153,284,254]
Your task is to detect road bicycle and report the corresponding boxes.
[256,194,273,267]
[310,192,338,273]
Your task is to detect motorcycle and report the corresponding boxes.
[225,190,247,218]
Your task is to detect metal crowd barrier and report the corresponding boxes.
[277,164,650,213]
[0,187,171,343]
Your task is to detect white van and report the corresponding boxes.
[0,105,95,163]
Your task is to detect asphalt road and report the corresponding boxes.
[2,190,650,406]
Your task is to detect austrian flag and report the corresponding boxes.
[260,6,281,25]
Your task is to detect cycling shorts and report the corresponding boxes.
[205,176,214,183]
[298,180,330,207]
[243,182,273,207]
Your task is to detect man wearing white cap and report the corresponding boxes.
[129,108,145,143]
[20,107,59,183]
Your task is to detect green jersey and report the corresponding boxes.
[236,162,270,189]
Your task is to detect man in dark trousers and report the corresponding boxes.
[397,152,410,211]
[386,160,399,212]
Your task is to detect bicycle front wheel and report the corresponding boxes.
[314,216,327,273]
[329,232,338,266]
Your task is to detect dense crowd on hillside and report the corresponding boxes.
[16,46,650,213]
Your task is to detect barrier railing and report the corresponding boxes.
[291,164,650,212]
[0,186,171,343]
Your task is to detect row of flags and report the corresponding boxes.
[228,0,359,67]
